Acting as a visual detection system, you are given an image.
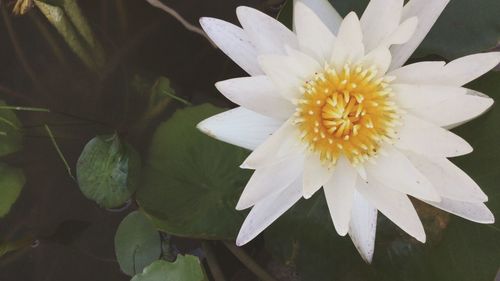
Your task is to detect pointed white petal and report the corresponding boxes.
[331,12,364,70]
[360,0,404,52]
[390,52,500,86]
[241,119,303,169]
[294,1,336,61]
[236,176,303,246]
[324,157,357,236]
[303,154,333,199]
[393,84,466,109]
[215,76,294,120]
[294,0,342,33]
[259,51,321,101]
[200,17,262,75]
[236,6,298,55]
[379,17,419,48]
[236,153,305,210]
[366,146,441,201]
[411,90,494,128]
[361,47,392,75]
[357,179,426,242]
[406,153,488,203]
[348,191,377,263]
[438,52,500,86]
[390,61,446,84]
[424,198,494,224]
[390,0,450,70]
[197,107,282,150]
[396,114,472,158]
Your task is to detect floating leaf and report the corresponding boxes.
[264,72,500,281]
[137,104,250,239]
[0,101,23,157]
[76,134,141,208]
[0,164,25,218]
[115,211,162,276]
[131,255,207,281]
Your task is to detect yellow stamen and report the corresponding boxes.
[294,63,399,166]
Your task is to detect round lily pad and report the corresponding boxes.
[76,134,141,208]
[137,104,251,240]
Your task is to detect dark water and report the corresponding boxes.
[0,1,276,280]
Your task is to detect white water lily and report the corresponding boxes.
[197,0,498,262]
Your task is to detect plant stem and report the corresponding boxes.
[222,241,278,281]
[145,0,216,48]
[44,124,75,180]
[61,0,106,67]
[202,241,227,281]
[34,0,100,73]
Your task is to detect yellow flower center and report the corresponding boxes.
[294,63,399,166]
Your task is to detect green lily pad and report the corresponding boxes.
[136,104,250,240]
[131,255,207,281]
[264,72,500,281]
[76,134,141,208]
[278,0,500,60]
[0,164,25,218]
[0,101,23,157]
[115,211,162,276]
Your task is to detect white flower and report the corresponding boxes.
[197,0,498,262]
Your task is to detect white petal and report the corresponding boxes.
[393,84,466,109]
[390,0,450,70]
[411,90,494,128]
[241,119,303,169]
[200,17,262,75]
[405,153,488,203]
[437,52,500,86]
[379,17,419,48]
[236,6,298,55]
[424,198,494,224]
[324,157,357,236]
[236,176,303,246]
[236,153,305,210]
[357,179,426,242]
[331,12,364,70]
[348,191,377,263]
[396,114,472,158]
[390,52,500,86]
[197,107,282,150]
[303,154,332,199]
[360,0,404,52]
[366,146,441,201]
[215,76,294,120]
[390,61,446,84]
[294,0,342,33]
[361,47,392,75]
[259,51,321,101]
[294,1,336,61]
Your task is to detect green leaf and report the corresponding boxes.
[137,104,250,239]
[131,255,207,281]
[277,0,500,60]
[0,164,25,218]
[0,101,23,157]
[76,134,141,208]
[115,211,162,276]
[264,72,500,281]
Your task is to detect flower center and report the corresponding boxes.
[294,63,399,166]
